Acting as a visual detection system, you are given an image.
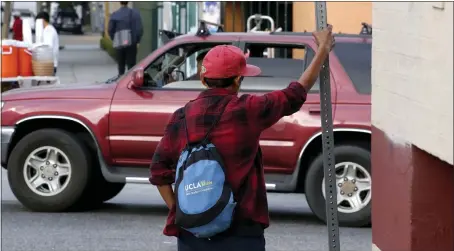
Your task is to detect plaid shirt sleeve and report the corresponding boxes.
[149,108,183,186]
[245,82,308,130]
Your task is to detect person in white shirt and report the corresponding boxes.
[36,11,59,75]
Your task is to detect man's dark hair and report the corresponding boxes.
[204,76,243,88]
[120,1,129,6]
[36,11,50,23]
[196,51,209,62]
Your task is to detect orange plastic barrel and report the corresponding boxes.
[1,40,19,78]
[16,42,33,77]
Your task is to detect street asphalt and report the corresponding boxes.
[1,34,372,251]
[1,169,371,251]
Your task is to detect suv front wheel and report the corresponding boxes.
[304,145,372,227]
[7,129,92,212]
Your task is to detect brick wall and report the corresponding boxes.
[372,2,453,165]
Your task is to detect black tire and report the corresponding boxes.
[73,132,125,206]
[7,129,92,212]
[97,181,125,202]
[77,175,125,208]
[304,145,371,227]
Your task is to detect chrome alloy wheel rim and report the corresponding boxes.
[23,146,72,197]
[322,162,372,213]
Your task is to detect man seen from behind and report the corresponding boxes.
[108,1,143,76]
[150,26,335,251]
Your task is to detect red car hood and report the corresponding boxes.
[2,82,116,101]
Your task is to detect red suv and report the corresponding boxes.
[1,30,372,227]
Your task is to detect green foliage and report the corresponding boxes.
[100,37,117,62]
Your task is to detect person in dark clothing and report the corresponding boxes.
[12,11,23,41]
[149,25,335,251]
[108,1,143,75]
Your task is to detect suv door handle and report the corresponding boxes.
[308,108,321,115]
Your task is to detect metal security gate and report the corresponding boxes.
[221,2,293,33]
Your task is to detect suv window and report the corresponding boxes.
[243,43,319,93]
[334,42,372,95]
[143,42,232,88]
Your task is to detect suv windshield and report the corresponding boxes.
[334,42,372,95]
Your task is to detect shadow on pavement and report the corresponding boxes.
[94,202,324,226]
[2,200,323,225]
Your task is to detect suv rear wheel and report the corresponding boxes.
[7,129,92,212]
[304,145,371,227]
[88,178,125,204]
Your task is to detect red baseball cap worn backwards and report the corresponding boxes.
[201,45,261,79]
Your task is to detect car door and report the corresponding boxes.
[108,40,238,167]
[236,40,337,174]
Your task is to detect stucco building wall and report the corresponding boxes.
[372,2,453,165]
[371,2,453,251]
[292,2,372,58]
[292,2,372,34]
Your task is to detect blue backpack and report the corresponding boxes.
[174,98,236,238]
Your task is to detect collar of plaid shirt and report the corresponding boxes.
[192,87,237,100]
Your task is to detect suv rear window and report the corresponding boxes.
[334,42,372,95]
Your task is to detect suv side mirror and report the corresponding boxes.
[171,69,185,82]
[128,67,144,89]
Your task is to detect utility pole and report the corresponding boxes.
[314,2,341,251]
[2,1,12,39]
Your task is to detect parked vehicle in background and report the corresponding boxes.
[9,8,35,33]
[1,27,372,227]
[52,7,83,34]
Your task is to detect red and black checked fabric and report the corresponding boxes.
[149,82,307,237]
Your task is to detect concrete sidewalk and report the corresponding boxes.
[57,34,117,85]
[57,47,117,84]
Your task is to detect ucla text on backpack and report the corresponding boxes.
[174,97,236,238]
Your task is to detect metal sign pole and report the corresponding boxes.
[314,2,340,251]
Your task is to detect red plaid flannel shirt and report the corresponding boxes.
[149,82,307,237]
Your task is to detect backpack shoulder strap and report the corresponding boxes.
[183,96,232,146]
[183,104,190,146]
[202,96,232,142]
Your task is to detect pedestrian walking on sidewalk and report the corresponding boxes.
[12,11,23,41]
[36,11,59,75]
[108,1,143,76]
[149,26,336,251]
